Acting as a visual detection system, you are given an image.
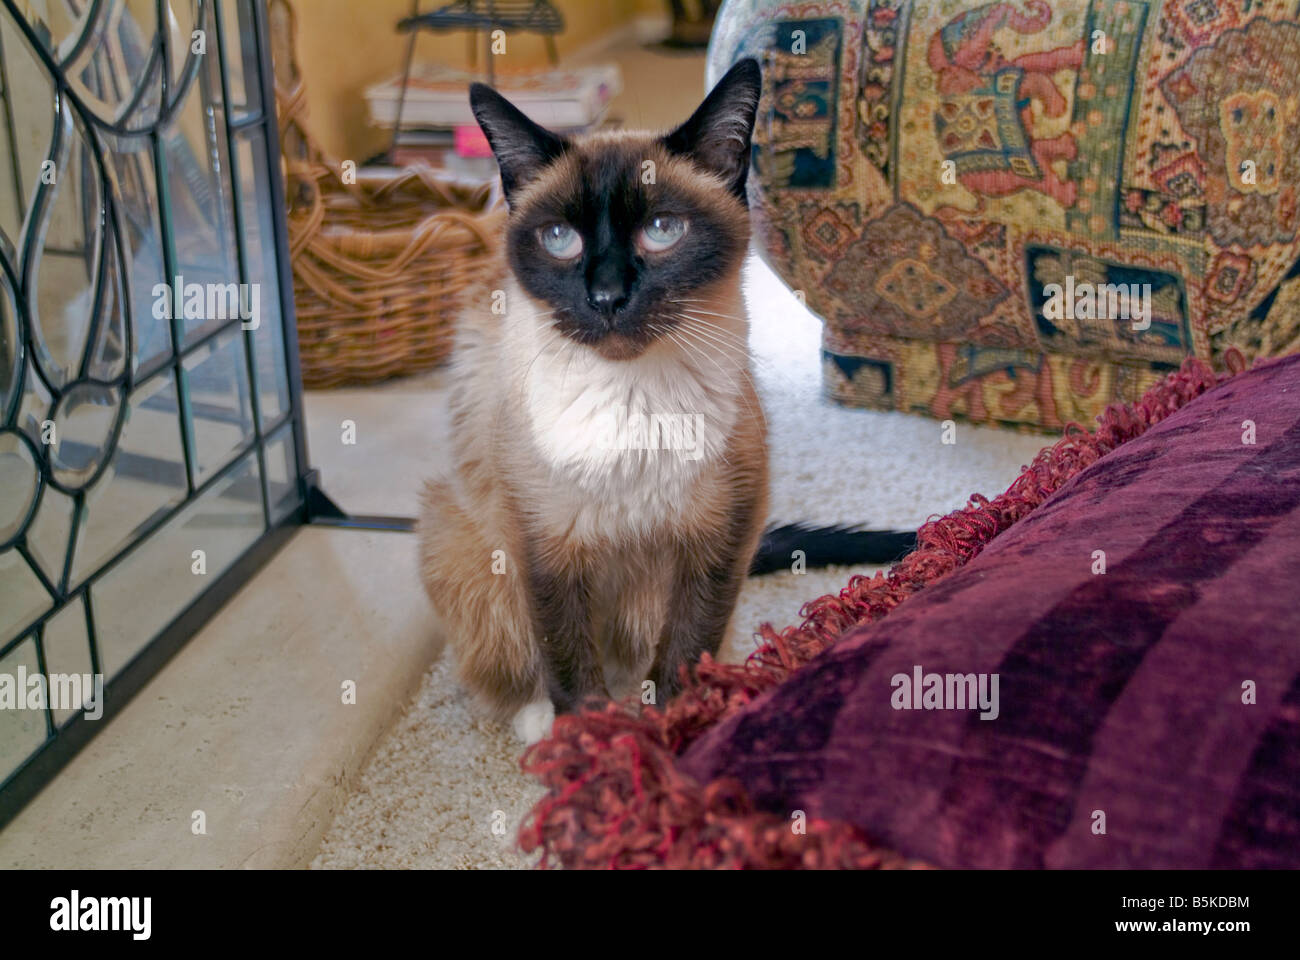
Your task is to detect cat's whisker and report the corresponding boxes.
[656,310,804,394]
[674,330,751,371]
[673,315,751,353]
[664,307,751,338]
[665,313,753,359]
[668,316,776,406]
[666,299,745,319]
[669,297,740,307]
[650,311,745,356]
[664,322,752,400]
[670,312,807,393]
[652,310,759,383]
[668,305,744,322]
[657,328,735,467]
[671,326,759,405]
[676,316,751,347]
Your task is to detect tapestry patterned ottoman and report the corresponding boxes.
[709,0,1300,429]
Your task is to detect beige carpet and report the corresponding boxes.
[309,258,1048,869]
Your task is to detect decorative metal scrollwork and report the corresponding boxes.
[0,0,304,806]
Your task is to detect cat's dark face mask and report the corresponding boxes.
[469,59,760,361]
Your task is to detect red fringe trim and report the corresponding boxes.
[519,354,1241,869]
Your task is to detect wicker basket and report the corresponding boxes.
[269,0,504,388]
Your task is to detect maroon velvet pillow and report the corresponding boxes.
[678,353,1300,869]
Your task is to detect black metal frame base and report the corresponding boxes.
[304,474,416,533]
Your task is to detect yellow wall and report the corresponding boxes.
[292,0,654,162]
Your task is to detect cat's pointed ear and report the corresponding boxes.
[469,83,567,201]
[662,58,762,203]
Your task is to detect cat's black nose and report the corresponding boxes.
[587,246,632,321]
[587,284,628,317]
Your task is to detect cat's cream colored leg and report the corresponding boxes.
[417,479,545,719]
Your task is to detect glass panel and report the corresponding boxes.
[0,428,40,546]
[13,355,53,450]
[0,552,52,646]
[29,110,103,390]
[218,0,261,122]
[263,420,298,524]
[159,29,239,347]
[48,381,124,490]
[41,599,95,727]
[165,1,201,95]
[24,484,74,585]
[93,448,263,680]
[0,637,47,783]
[20,0,97,57]
[72,367,187,585]
[54,0,163,131]
[182,325,253,484]
[84,236,128,382]
[0,13,54,245]
[234,128,287,424]
[101,131,172,374]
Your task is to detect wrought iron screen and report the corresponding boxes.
[0,0,310,827]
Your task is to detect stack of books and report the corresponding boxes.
[366,63,623,178]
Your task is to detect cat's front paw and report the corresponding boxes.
[511,699,556,745]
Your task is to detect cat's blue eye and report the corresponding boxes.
[640,215,687,252]
[539,223,582,259]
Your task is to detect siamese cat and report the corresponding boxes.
[418,60,911,743]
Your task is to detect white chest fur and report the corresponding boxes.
[501,292,743,541]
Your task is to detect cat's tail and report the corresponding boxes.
[748,522,916,575]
